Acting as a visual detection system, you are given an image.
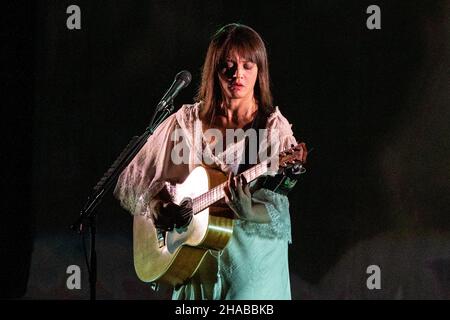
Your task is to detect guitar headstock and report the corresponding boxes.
[278,143,307,175]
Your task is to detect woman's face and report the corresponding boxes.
[218,52,258,102]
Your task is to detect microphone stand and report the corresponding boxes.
[70,100,175,300]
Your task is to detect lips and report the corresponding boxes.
[229,83,244,91]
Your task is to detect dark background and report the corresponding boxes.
[2,0,449,299]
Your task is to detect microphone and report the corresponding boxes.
[156,70,192,111]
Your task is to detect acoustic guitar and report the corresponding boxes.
[133,143,305,287]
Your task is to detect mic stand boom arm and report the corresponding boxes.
[70,101,175,300]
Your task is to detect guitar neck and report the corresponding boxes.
[192,161,269,214]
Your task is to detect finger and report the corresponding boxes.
[226,173,233,199]
[236,175,244,198]
[228,172,237,200]
[227,172,233,194]
[241,175,251,197]
[298,142,307,163]
[241,174,248,188]
[302,143,308,163]
[238,175,247,196]
[229,171,236,191]
[223,184,232,204]
[224,189,231,205]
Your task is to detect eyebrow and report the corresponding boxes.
[225,59,254,63]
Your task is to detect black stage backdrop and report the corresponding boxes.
[2,0,449,299]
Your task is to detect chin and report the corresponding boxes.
[231,92,247,99]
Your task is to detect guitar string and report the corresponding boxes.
[177,150,300,216]
[183,163,264,216]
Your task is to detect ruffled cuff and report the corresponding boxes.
[117,180,166,216]
[237,188,292,243]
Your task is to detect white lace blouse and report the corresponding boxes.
[114,102,298,300]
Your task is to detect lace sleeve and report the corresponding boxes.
[113,113,189,216]
[237,188,292,243]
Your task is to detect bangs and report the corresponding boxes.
[216,29,264,68]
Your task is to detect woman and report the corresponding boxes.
[114,23,307,299]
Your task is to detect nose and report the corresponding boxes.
[233,65,244,80]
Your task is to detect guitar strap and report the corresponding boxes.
[236,108,266,175]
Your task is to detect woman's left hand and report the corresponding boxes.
[223,172,254,221]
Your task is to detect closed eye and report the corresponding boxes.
[244,62,255,70]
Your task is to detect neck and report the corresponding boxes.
[220,96,257,123]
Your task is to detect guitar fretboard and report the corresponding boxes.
[192,160,269,214]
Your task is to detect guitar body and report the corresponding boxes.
[133,166,234,287]
[132,142,305,287]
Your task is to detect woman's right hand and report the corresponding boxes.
[149,199,192,231]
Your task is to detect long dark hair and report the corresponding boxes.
[197,23,274,124]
